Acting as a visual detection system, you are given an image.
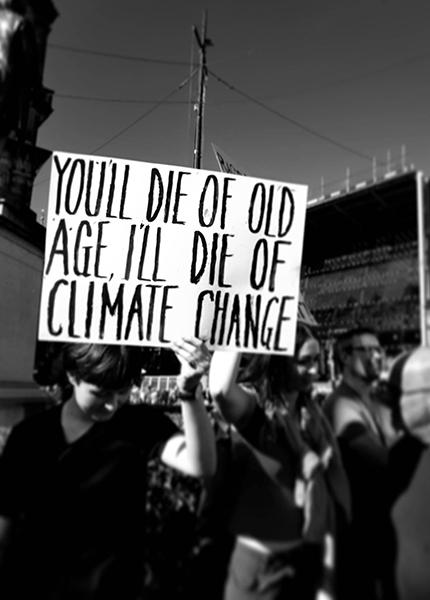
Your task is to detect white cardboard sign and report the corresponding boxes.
[211,144,317,330]
[38,152,308,354]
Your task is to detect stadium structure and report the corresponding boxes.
[140,165,430,394]
[301,166,430,376]
[31,165,430,398]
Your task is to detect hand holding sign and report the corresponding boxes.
[171,336,211,395]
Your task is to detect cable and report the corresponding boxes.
[208,68,384,165]
[48,43,197,67]
[54,93,194,104]
[211,49,430,106]
[33,68,199,188]
[55,42,430,108]
[186,28,197,166]
[92,68,198,153]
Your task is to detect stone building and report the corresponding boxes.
[0,0,58,431]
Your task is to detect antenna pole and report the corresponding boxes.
[193,10,212,169]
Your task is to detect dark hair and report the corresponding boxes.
[62,343,143,391]
[237,324,316,409]
[342,326,378,339]
[294,323,317,357]
[237,353,301,409]
[333,326,379,370]
[235,324,320,411]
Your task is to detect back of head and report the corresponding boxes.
[238,353,301,408]
[237,324,317,408]
[62,343,143,391]
[388,346,430,445]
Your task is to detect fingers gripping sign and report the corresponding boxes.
[171,336,211,395]
[162,337,216,477]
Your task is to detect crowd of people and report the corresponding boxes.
[0,325,428,600]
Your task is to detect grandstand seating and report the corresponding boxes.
[301,240,420,356]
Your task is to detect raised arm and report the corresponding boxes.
[160,337,216,479]
[209,350,257,427]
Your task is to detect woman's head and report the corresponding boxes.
[294,324,320,392]
[238,353,300,404]
[237,325,320,408]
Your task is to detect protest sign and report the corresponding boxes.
[297,292,319,327]
[211,145,317,330]
[211,143,248,177]
[38,152,308,354]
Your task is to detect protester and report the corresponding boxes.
[208,324,350,600]
[0,336,216,600]
[324,327,426,600]
[390,345,430,446]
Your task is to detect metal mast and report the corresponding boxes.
[192,10,212,169]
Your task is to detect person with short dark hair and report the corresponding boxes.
[0,337,216,600]
[324,327,425,600]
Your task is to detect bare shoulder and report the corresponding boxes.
[325,390,366,436]
[216,382,259,429]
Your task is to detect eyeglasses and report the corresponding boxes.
[296,355,319,367]
[350,345,382,355]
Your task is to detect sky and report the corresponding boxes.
[31,0,430,219]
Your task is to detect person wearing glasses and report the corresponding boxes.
[324,327,424,600]
[208,324,351,600]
